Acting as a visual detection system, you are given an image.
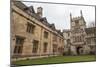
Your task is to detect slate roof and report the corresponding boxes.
[85,27,96,34]
[63,29,70,33]
[13,1,27,10]
[13,1,41,21]
[13,1,63,36]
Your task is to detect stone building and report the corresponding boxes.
[85,27,96,54]
[63,29,71,55]
[63,11,96,55]
[11,1,64,60]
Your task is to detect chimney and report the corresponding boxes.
[37,7,43,17]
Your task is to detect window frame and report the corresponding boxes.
[44,31,49,39]
[32,40,39,53]
[43,42,48,53]
[13,36,25,54]
[26,22,35,34]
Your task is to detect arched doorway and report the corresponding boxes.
[76,47,83,55]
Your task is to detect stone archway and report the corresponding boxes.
[76,47,83,55]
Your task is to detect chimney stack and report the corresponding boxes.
[37,7,43,17]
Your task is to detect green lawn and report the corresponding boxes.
[12,55,96,66]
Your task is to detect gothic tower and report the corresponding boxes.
[70,10,86,30]
[70,10,86,55]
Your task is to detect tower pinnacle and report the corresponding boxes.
[80,10,83,17]
[70,13,72,22]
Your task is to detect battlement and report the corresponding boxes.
[70,10,84,21]
[72,16,82,21]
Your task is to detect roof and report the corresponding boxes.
[13,1,41,21]
[13,1,27,10]
[63,29,70,33]
[13,1,63,36]
[85,27,96,34]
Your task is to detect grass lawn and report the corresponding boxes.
[12,55,96,66]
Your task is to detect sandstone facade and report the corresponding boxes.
[11,1,64,60]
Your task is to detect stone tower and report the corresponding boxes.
[70,10,86,30]
[70,10,86,55]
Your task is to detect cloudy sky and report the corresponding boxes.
[22,1,95,31]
